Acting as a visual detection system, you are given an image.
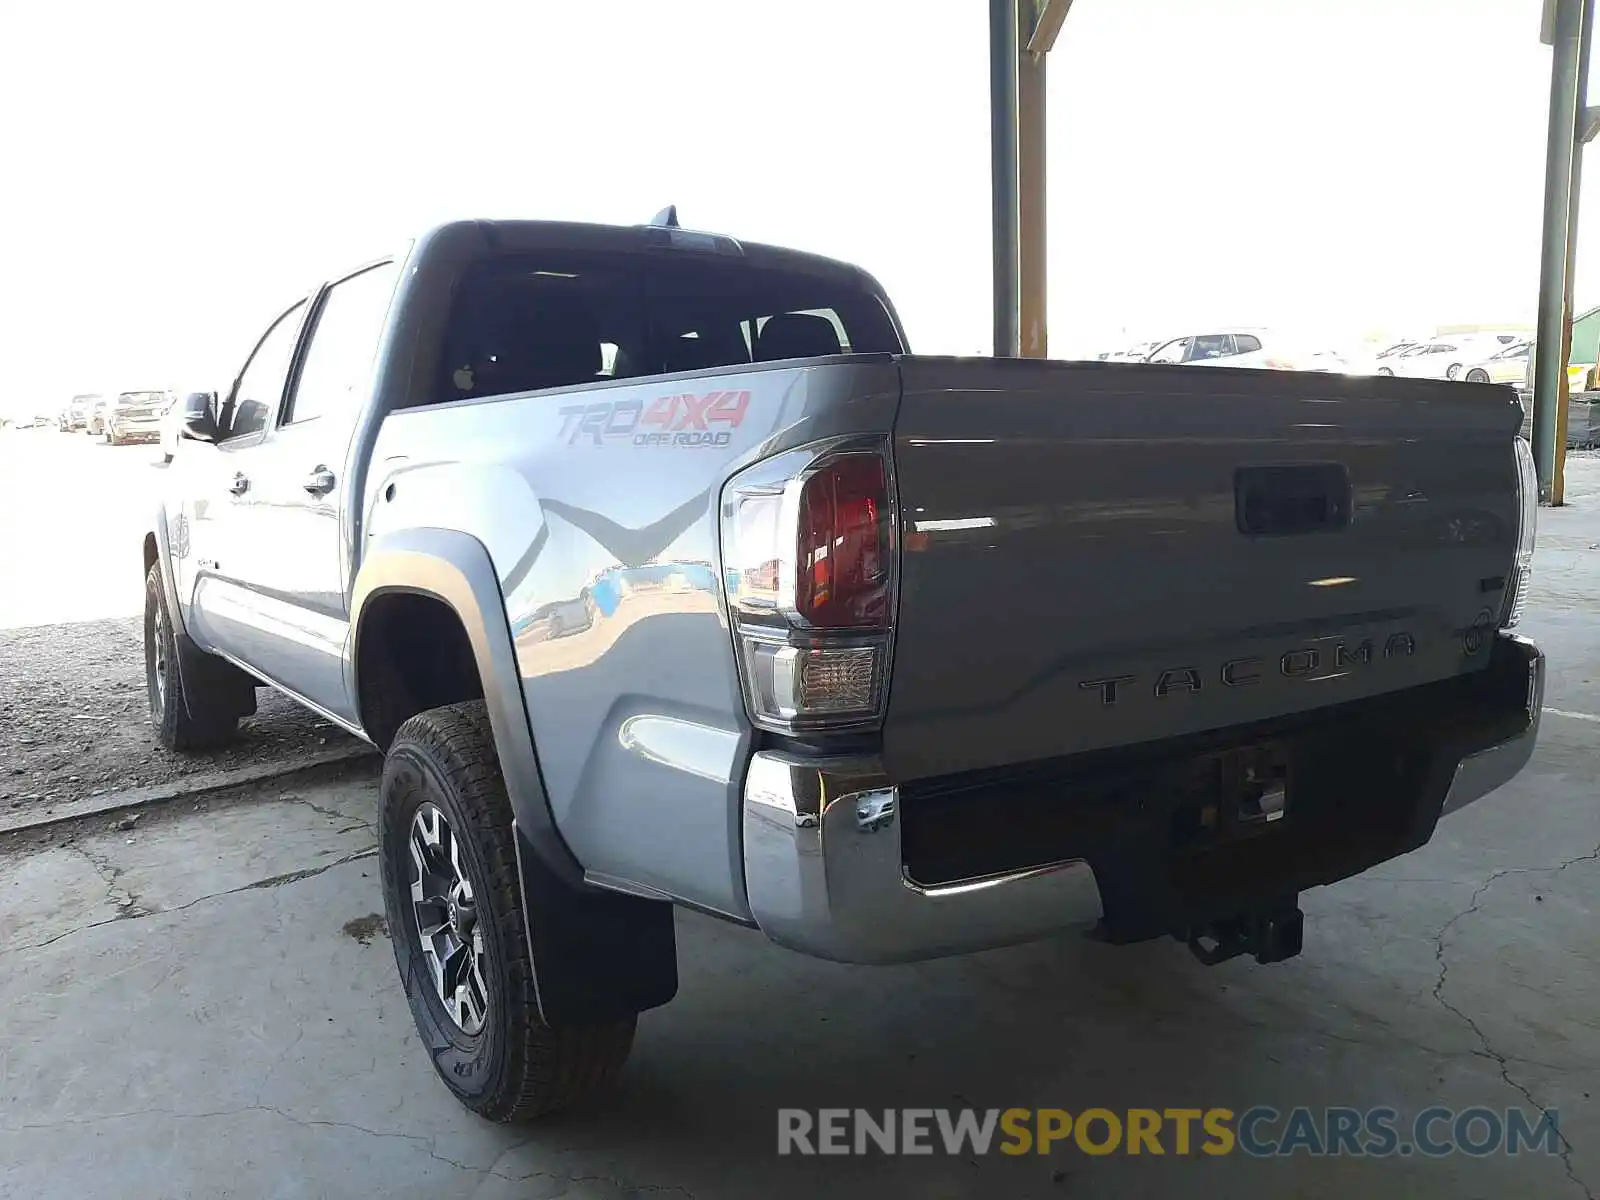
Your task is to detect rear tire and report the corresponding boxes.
[1377,367,1395,377]
[1466,369,1490,384]
[379,701,636,1122]
[144,563,241,749]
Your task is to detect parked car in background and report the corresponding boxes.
[91,390,173,445]
[1144,328,1281,367]
[1381,336,1501,382]
[84,396,111,435]
[1147,328,1335,372]
[60,393,99,431]
[1461,341,1536,388]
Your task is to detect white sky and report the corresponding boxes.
[0,0,1592,411]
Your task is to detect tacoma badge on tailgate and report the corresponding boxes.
[1077,632,1417,705]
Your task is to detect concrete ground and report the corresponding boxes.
[2,467,1598,1199]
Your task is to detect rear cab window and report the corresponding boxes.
[434,250,903,405]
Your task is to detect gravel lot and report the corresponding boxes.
[0,427,361,816]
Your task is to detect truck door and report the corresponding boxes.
[220,261,399,722]
[181,298,308,658]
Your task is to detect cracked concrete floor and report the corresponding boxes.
[2,499,1598,1199]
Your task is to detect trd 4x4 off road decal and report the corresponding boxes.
[558,390,751,448]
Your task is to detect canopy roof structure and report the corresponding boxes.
[993,0,1593,504]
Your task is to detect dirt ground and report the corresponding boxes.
[0,616,361,814]
[0,428,360,817]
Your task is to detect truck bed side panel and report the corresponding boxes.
[366,358,901,919]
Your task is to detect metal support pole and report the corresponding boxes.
[1553,0,1595,505]
[990,0,1021,358]
[1018,0,1048,358]
[1533,0,1587,502]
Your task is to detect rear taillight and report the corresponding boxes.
[1503,437,1539,628]
[721,438,896,733]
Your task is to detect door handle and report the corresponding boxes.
[303,467,336,496]
[228,473,249,496]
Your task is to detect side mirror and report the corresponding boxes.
[179,391,219,442]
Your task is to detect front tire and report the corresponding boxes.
[1466,368,1490,384]
[144,563,241,749]
[379,701,636,1122]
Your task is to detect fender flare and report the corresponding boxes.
[349,526,586,889]
[151,502,189,639]
[350,527,679,1026]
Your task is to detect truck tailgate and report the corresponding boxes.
[884,357,1524,782]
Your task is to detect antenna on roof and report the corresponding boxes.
[650,205,680,228]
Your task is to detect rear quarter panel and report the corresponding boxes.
[362,358,901,919]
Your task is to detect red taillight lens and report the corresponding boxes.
[720,439,897,733]
[796,453,889,629]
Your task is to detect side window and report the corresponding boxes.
[222,301,306,440]
[1191,334,1234,360]
[284,263,398,426]
[1147,338,1189,365]
[1234,334,1263,354]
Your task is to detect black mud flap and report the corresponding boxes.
[513,824,678,1029]
[173,628,258,721]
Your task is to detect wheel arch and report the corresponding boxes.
[352,527,679,1026]
[350,527,586,889]
[146,504,188,639]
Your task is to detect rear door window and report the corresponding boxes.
[1233,334,1263,354]
[283,262,398,426]
[435,250,902,403]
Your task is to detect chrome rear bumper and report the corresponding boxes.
[741,753,1103,964]
[740,635,1543,965]
[1440,633,1544,816]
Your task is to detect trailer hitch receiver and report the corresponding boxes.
[1185,902,1304,966]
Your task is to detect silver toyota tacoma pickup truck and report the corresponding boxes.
[142,213,1545,1122]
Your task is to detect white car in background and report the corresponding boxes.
[1381,333,1526,381]
[1145,328,1369,373]
[1143,329,1292,368]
